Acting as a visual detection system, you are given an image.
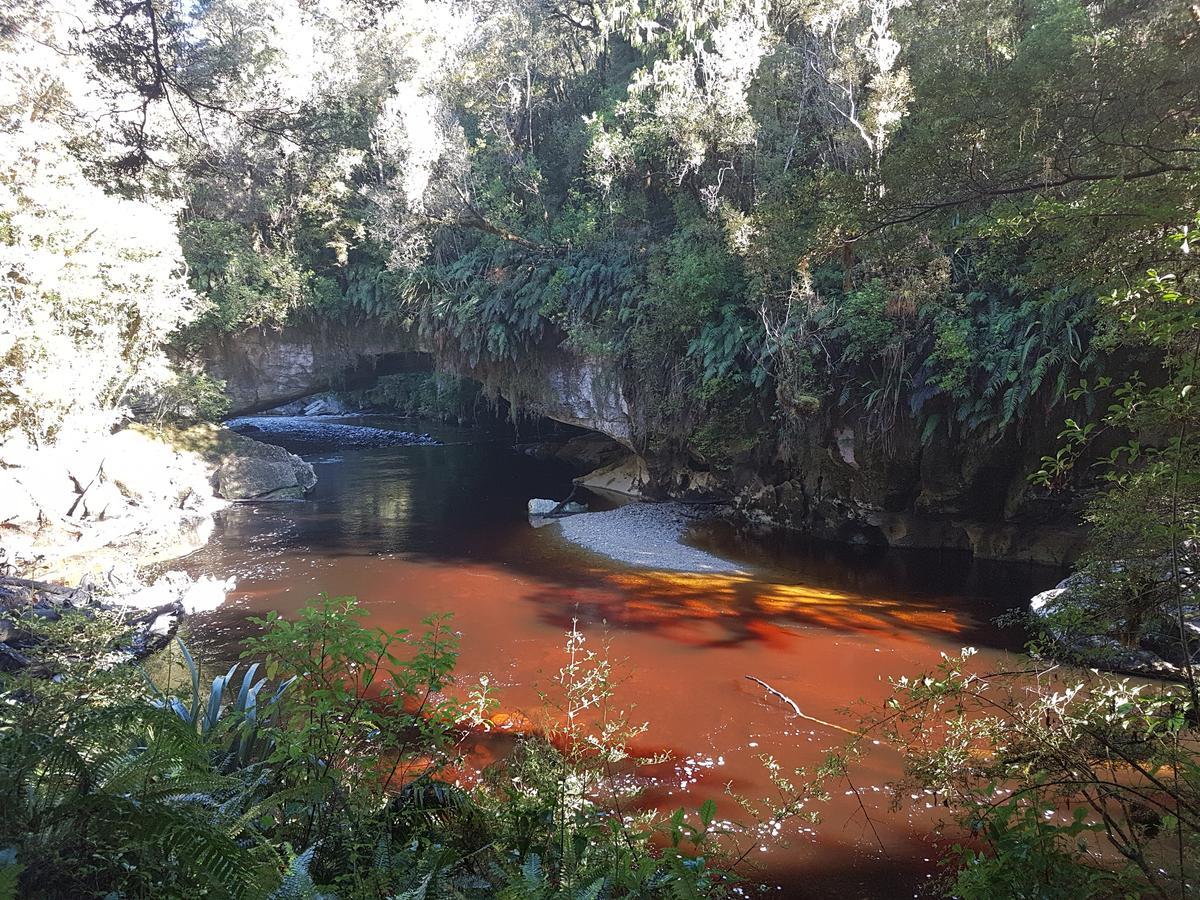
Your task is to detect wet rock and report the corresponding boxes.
[217,457,306,500]
[575,455,649,499]
[209,427,317,501]
[1030,571,1200,680]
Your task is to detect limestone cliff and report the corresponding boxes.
[204,321,1083,564]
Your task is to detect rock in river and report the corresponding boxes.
[528,498,588,517]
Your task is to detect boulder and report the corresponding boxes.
[217,457,305,499]
[1030,570,1200,679]
[211,431,316,501]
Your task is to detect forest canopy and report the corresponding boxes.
[3,0,1196,456]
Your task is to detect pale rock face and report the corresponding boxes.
[203,318,424,414]
[207,319,639,448]
[576,455,648,498]
[542,361,633,447]
[0,424,315,578]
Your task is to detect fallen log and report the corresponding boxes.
[0,575,74,595]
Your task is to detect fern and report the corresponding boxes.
[0,849,21,900]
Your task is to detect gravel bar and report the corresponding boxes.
[227,416,441,451]
[553,502,743,573]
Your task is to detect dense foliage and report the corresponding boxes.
[0,598,728,899]
[0,10,197,444]
[876,648,1200,899]
[143,0,1197,465]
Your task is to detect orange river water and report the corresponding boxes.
[180,419,1065,898]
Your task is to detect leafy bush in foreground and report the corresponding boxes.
[0,596,728,899]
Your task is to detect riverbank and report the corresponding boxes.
[0,570,231,674]
[0,423,318,581]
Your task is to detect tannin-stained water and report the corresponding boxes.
[181,418,1065,898]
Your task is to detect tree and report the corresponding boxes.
[0,4,195,444]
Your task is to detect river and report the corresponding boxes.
[182,417,1065,898]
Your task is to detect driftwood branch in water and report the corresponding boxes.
[744,675,857,735]
[745,674,888,856]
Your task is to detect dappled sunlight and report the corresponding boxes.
[592,569,967,642]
